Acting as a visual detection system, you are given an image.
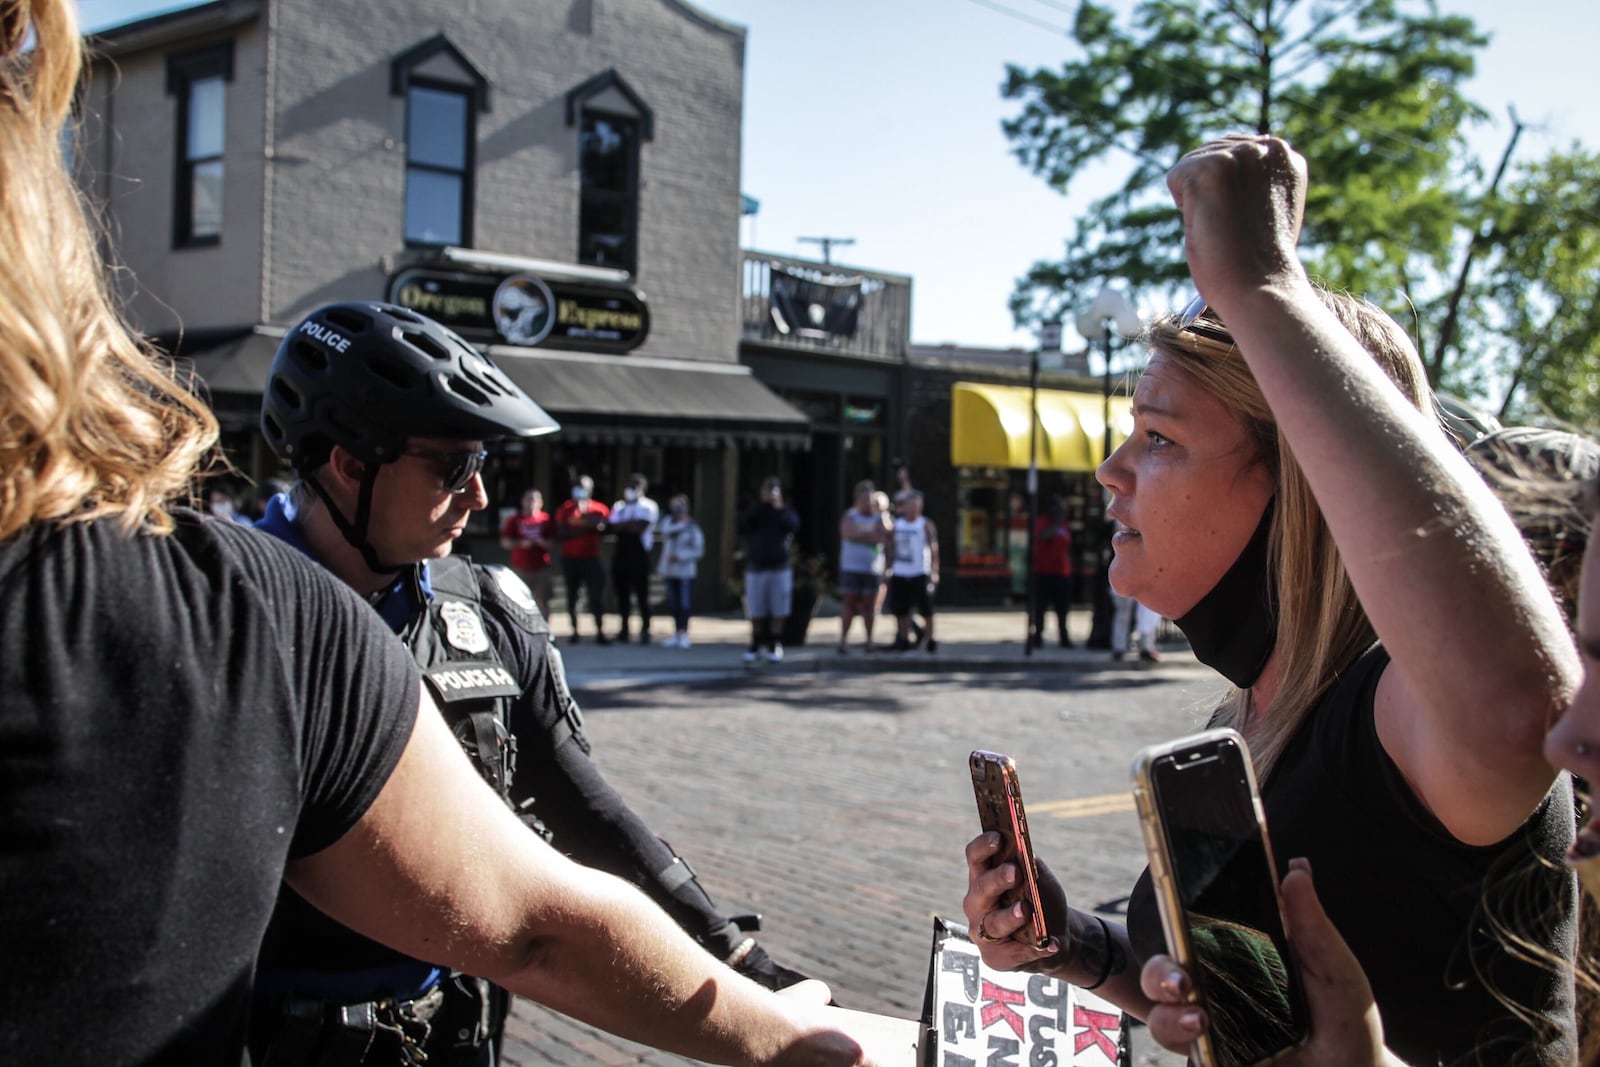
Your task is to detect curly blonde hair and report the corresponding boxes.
[0,0,217,540]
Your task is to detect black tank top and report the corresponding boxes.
[1127,645,1577,1067]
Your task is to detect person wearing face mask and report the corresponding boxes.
[554,475,610,644]
[963,135,1581,1067]
[656,493,705,648]
[608,473,660,643]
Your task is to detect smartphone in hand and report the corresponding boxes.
[969,749,1050,948]
[1131,729,1307,1067]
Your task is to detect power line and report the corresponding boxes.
[961,0,1071,36]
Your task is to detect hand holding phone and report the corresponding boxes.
[1131,729,1307,1067]
[969,750,1050,949]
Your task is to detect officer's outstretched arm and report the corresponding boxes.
[286,686,881,1067]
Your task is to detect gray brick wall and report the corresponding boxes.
[84,0,747,364]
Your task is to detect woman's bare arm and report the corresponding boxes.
[1167,136,1576,843]
[288,686,883,1067]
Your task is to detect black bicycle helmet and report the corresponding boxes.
[261,301,558,574]
[261,301,558,472]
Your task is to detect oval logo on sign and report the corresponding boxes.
[492,273,557,347]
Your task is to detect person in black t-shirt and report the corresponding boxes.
[252,302,816,1065]
[739,476,801,662]
[0,6,886,1065]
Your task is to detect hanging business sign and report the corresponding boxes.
[388,265,650,354]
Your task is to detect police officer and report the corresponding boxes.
[252,302,812,1065]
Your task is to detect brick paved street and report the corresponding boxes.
[500,626,1213,1066]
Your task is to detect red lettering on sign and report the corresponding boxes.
[1072,1006,1120,1060]
[979,980,1025,1039]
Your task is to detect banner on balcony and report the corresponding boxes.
[769,264,861,340]
[920,915,1129,1067]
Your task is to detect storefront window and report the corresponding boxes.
[955,469,1012,586]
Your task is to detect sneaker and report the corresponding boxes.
[640,631,652,645]
[887,638,911,653]
[657,633,678,648]
[836,644,848,655]
[730,941,813,993]
[617,631,631,644]
[678,634,692,649]
[925,639,939,654]
[1111,650,1125,662]
[764,643,784,663]
[595,633,613,646]
[742,648,760,663]
[1059,634,1075,649]
[1139,648,1162,663]
[567,632,581,645]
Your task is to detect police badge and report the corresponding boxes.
[440,601,491,653]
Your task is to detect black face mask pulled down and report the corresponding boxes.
[1173,498,1278,689]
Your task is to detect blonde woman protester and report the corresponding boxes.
[963,134,1580,1066]
[0,3,887,1063]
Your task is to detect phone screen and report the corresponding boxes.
[1150,739,1306,1065]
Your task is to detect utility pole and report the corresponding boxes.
[797,236,855,265]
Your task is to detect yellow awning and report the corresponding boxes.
[950,382,1133,472]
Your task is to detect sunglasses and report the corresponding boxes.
[403,447,488,494]
[1174,293,1235,344]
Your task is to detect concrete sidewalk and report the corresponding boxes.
[552,605,1195,677]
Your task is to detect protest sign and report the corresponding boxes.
[919,916,1129,1067]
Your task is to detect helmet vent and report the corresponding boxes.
[289,339,329,374]
[387,306,426,325]
[366,353,419,391]
[444,375,489,407]
[408,330,452,362]
[323,307,371,333]
[270,378,305,414]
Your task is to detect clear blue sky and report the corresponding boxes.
[81,0,1600,350]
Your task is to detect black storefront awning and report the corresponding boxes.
[487,347,811,450]
[171,325,811,450]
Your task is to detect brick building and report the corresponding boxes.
[76,0,808,607]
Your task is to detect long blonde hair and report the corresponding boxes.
[1146,290,1432,777]
[0,0,217,540]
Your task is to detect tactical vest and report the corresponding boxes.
[401,556,527,806]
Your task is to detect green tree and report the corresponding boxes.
[1004,0,1486,347]
[1466,146,1600,426]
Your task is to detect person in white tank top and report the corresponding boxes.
[837,480,890,653]
[887,490,939,653]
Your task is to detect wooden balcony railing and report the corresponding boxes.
[740,250,912,362]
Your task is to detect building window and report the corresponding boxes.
[566,70,653,276]
[578,112,638,272]
[167,43,232,248]
[405,83,473,246]
[391,35,490,249]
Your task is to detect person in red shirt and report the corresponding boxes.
[553,475,611,643]
[1030,494,1075,649]
[500,488,554,620]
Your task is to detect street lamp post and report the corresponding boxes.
[1074,286,1142,649]
[1024,320,1062,658]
